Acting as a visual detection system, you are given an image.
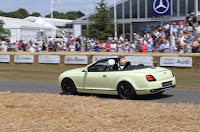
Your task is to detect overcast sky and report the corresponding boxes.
[0,0,114,16]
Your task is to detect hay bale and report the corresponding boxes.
[0,92,199,131]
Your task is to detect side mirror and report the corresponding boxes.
[83,68,88,72]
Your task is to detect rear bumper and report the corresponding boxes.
[135,77,176,95]
[135,85,176,95]
[150,85,176,93]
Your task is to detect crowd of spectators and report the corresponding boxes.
[1,14,200,53]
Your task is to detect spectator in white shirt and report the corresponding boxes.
[169,41,175,53]
[69,43,75,52]
[178,23,184,37]
[144,31,150,38]
[114,36,118,41]
[2,43,7,52]
[119,35,124,43]
[196,24,200,37]
[110,40,117,52]
[129,41,136,52]
[0,42,3,52]
[170,33,176,46]
[170,22,178,36]
[28,42,36,52]
[124,42,130,52]
[163,40,170,53]
[155,29,160,38]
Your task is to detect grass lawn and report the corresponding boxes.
[0,63,199,90]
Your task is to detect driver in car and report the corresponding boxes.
[105,58,130,71]
[119,58,128,70]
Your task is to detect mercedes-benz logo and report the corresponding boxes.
[153,0,170,14]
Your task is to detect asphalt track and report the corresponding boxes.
[0,80,200,105]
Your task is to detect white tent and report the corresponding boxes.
[0,16,52,42]
[34,18,58,30]
[25,16,73,27]
[25,16,74,37]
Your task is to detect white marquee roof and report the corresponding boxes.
[34,18,58,30]
[0,16,51,29]
[25,16,74,27]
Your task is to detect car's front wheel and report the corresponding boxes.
[117,82,136,100]
[61,78,77,95]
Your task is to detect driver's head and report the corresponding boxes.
[119,58,127,66]
[107,59,115,66]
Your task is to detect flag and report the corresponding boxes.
[53,0,59,4]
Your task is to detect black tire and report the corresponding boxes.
[153,91,165,96]
[61,78,77,95]
[117,82,136,100]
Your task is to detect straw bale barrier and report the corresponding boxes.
[0,92,199,131]
[1,52,200,69]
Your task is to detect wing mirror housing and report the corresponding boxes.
[83,68,88,72]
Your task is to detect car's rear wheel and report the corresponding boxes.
[117,82,136,100]
[61,78,77,95]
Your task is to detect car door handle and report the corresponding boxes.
[103,75,107,78]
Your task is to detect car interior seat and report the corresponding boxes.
[123,62,131,70]
[112,64,119,71]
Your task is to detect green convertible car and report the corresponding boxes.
[58,58,176,99]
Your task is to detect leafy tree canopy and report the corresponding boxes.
[0,11,4,16]
[18,8,30,18]
[30,12,41,17]
[0,9,85,20]
[0,20,10,41]
[76,11,85,18]
[89,0,114,40]
[2,8,30,19]
[45,11,85,20]
[5,11,24,19]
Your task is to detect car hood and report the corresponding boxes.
[67,68,85,72]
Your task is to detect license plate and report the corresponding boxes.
[162,81,172,87]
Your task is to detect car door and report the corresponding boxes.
[84,61,109,90]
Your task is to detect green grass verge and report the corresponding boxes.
[0,63,199,90]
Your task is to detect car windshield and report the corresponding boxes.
[88,60,108,72]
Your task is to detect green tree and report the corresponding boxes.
[31,12,41,17]
[0,20,10,41]
[65,11,78,20]
[45,11,84,20]
[76,11,85,18]
[18,8,29,18]
[5,11,24,19]
[45,14,51,18]
[58,13,66,19]
[0,11,4,16]
[45,11,66,19]
[89,0,114,40]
